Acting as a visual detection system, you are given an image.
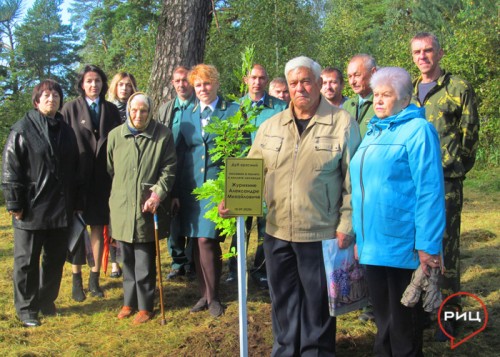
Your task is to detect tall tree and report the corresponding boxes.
[14,0,80,93]
[148,0,212,110]
[0,0,24,95]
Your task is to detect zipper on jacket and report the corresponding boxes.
[289,129,301,242]
[359,146,368,242]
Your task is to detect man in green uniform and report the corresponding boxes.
[411,32,479,340]
[155,66,196,280]
[344,54,377,137]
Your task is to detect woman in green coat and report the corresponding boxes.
[107,92,176,324]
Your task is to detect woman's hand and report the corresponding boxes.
[143,192,160,214]
[418,250,440,276]
[218,200,230,218]
[9,210,23,221]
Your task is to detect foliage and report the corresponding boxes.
[14,0,80,94]
[206,0,321,95]
[410,0,499,167]
[193,47,260,238]
[0,0,23,94]
[0,0,78,149]
[76,0,160,90]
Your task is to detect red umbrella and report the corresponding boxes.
[102,225,110,275]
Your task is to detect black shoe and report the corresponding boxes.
[225,271,237,284]
[208,300,224,317]
[40,302,57,316]
[251,271,269,290]
[89,271,104,298]
[190,297,208,313]
[72,272,86,302]
[167,269,185,280]
[21,318,41,327]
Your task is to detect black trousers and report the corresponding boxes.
[120,241,156,312]
[167,215,193,271]
[13,228,68,320]
[264,234,336,357]
[365,265,424,357]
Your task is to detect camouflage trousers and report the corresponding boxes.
[440,178,463,306]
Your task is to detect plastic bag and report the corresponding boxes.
[322,239,369,316]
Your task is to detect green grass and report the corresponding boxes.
[0,167,498,356]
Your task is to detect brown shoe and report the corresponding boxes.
[117,306,135,319]
[190,297,208,313]
[133,310,153,324]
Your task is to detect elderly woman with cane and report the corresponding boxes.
[107,92,176,324]
[350,67,445,356]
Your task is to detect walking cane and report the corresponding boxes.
[154,213,166,325]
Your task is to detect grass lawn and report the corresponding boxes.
[0,167,498,356]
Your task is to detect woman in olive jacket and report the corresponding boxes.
[107,92,176,324]
[61,65,121,300]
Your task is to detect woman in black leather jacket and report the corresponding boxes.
[2,79,80,327]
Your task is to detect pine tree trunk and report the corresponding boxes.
[148,0,212,111]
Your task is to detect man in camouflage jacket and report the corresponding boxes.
[410,32,479,329]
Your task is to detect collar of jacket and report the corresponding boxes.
[122,118,157,139]
[241,92,277,109]
[412,69,451,95]
[367,103,425,133]
[279,96,335,127]
[192,96,227,113]
[174,93,196,110]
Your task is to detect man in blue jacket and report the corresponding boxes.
[226,64,287,288]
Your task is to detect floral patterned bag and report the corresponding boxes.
[322,239,369,316]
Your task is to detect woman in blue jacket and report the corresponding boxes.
[350,67,445,356]
[174,64,240,317]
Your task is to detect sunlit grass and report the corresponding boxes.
[0,167,498,356]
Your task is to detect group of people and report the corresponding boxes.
[2,31,478,357]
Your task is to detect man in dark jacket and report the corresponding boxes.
[155,66,196,280]
[2,80,81,327]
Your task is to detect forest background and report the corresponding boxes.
[0,0,498,168]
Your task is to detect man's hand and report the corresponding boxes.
[336,231,354,249]
[9,210,23,221]
[218,200,230,218]
[418,250,440,276]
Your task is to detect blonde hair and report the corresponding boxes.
[107,72,137,102]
